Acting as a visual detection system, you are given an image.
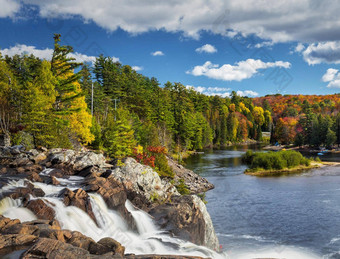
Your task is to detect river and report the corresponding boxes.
[184,145,340,259]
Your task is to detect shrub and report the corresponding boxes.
[244,150,312,171]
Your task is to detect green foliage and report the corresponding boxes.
[243,150,313,171]
[103,109,136,158]
[175,179,190,195]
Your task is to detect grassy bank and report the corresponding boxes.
[244,162,322,176]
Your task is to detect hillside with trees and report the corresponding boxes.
[1,35,339,162]
[253,94,340,147]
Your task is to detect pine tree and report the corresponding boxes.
[51,34,94,145]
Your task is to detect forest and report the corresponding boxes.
[0,35,340,162]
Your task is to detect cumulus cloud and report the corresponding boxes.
[151,51,164,56]
[186,85,231,96]
[236,90,258,97]
[1,44,119,64]
[8,0,340,43]
[322,68,340,88]
[195,44,217,53]
[187,59,291,81]
[0,0,20,18]
[302,41,340,65]
[132,66,143,71]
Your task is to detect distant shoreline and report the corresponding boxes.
[244,161,340,177]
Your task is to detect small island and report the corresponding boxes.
[242,150,322,176]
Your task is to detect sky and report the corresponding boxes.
[1,0,340,97]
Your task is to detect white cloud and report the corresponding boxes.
[302,41,340,65]
[254,41,274,49]
[322,68,340,88]
[151,51,164,56]
[14,0,340,43]
[187,59,291,81]
[132,66,143,71]
[0,0,20,18]
[295,43,305,52]
[186,85,232,97]
[1,44,119,64]
[236,90,259,97]
[196,44,217,53]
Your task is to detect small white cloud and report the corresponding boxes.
[151,51,164,56]
[322,68,340,88]
[236,90,259,97]
[295,43,305,52]
[0,44,119,64]
[195,44,217,53]
[132,66,143,71]
[187,59,291,81]
[254,41,274,48]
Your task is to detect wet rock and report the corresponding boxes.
[97,237,125,256]
[21,238,93,258]
[25,199,56,220]
[0,234,37,250]
[167,157,214,194]
[61,188,97,224]
[149,195,219,251]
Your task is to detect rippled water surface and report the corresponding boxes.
[185,145,340,259]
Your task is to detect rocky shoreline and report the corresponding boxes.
[0,146,220,258]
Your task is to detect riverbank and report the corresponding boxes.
[0,146,221,258]
[263,144,340,153]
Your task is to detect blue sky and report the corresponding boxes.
[1,0,340,97]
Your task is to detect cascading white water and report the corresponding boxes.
[0,175,227,259]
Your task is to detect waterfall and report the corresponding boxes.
[0,177,227,258]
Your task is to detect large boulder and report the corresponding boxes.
[149,195,219,251]
[47,149,111,173]
[167,157,214,194]
[110,158,179,207]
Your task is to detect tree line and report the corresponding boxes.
[1,35,339,159]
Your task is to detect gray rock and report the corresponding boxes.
[73,152,108,171]
[110,157,179,204]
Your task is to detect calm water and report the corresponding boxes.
[184,145,340,259]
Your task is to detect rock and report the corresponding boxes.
[39,228,72,242]
[0,234,37,249]
[149,195,219,251]
[28,149,40,157]
[73,152,107,171]
[21,238,93,258]
[10,145,25,155]
[34,152,47,164]
[10,157,32,167]
[97,237,125,256]
[77,165,102,178]
[167,157,214,194]
[3,182,45,200]
[1,223,39,235]
[27,172,43,182]
[110,157,179,206]
[61,188,97,224]
[25,199,56,220]
[68,231,96,250]
[85,176,127,209]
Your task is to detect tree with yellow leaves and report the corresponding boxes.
[51,34,94,145]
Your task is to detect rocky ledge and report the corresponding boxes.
[0,146,219,258]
